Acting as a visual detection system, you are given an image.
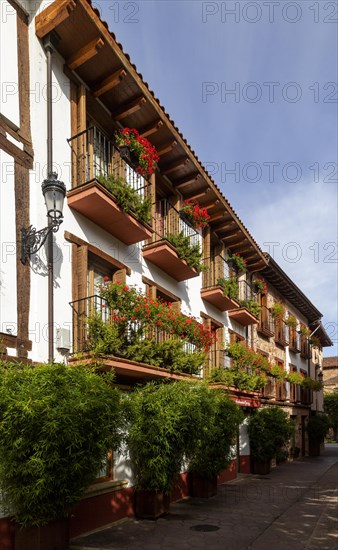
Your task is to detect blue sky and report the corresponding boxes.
[98,0,338,355]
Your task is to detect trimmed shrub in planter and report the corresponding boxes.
[248,407,295,474]
[307,414,330,456]
[125,381,203,518]
[187,387,243,497]
[0,361,122,545]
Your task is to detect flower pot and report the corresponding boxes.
[189,473,218,498]
[134,490,170,519]
[251,459,271,475]
[119,145,131,163]
[0,518,15,550]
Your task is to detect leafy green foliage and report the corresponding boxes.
[126,381,202,493]
[0,362,122,526]
[187,388,244,479]
[125,381,243,491]
[307,414,330,443]
[239,299,261,318]
[324,390,338,436]
[217,277,239,299]
[208,367,267,392]
[167,231,204,271]
[98,174,152,223]
[87,313,123,356]
[124,338,206,375]
[248,407,295,462]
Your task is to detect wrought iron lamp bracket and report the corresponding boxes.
[21,219,61,265]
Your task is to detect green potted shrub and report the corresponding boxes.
[227,253,247,272]
[0,362,122,550]
[187,386,243,497]
[271,302,286,320]
[217,277,239,300]
[248,407,295,474]
[307,414,330,456]
[98,174,152,224]
[125,380,203,519]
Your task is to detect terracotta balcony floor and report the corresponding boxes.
[228,307,259,326]
[67,180,153,245]
[142,240,199,282]
[201,287,239,311]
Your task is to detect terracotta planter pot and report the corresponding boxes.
[189,473,218,498]
[134,490,170,519]
[0,518,15,550]
[14,518,69,550]
[251,459,271,475]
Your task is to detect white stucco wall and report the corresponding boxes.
[0,150,18,337]
[0,0,19,128]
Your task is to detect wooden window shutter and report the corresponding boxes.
[77,245,88,301]
[113,269,126,285]
[171,300,181,313]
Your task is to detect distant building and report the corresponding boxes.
[323,357,338,393]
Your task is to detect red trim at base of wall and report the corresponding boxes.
[239,455,251,474]
[69,487,134,539]
[218,459,237,484]
[170,472,190,502]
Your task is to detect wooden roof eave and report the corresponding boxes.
[35,0,267,271]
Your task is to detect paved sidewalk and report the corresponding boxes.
[71,445,338,550]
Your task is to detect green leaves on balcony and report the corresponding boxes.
[217,277,239,300]
[167,231,204,272]
[98,174,152,224]
[239,298,261,318]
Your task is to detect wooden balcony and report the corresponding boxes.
[274,319,289,347]
[228,307,259,326]
[67,180,153,245]
[142,240,199,282]
[257,306,275,338]
[289,332,301,354]
[201,287,239,311]
[275,381,287,401]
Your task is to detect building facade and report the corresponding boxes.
[0,0,332,539]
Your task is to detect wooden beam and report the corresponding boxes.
[111,96,146,121]
[139,120,163,138]
[157,141,177,157]
[173,174,200,189]
[184,190,209,202]
[35,0,76,38]
[208,212,226,222]
[161,157,190,176]
[212,216,234,230]
[225,236,247,247]
[203,199,220,210]
[220,228,242,239]
[67,38,104,70]
[93,68,127,97]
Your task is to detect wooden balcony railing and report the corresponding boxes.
[300,336,311,359]
[258,306,275,337]
[68,125,149,192]
[289,327,301,353]
[275,380,287,401]
[274,319,289,347]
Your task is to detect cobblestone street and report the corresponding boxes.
[71,445,338,550]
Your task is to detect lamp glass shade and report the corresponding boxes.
[42,172,66,221]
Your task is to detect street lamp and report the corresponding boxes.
[21,172,66,265]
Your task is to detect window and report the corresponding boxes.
[202,315,224,375]
[275,359,286,400]
[95,451,113,483]
[289,365,299,402]
[67,233,130,352]
[257,349,274,398]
